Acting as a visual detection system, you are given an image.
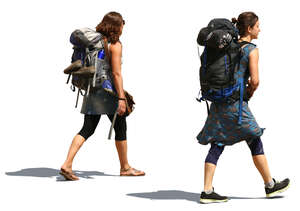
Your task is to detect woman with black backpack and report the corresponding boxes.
[60,12,145,180]
[197,12,290,203]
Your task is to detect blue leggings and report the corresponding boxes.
[205,137,264,165]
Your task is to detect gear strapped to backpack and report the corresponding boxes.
[63,28,116,108]
[196,18,255,124]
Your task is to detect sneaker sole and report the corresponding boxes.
[266,182,290,198]
[199,198,229,204]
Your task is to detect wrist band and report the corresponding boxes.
[118,98,126,101]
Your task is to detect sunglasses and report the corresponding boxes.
[122,19,125,25]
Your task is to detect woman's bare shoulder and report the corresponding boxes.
[109,41,122,53]
[249,47,259,58]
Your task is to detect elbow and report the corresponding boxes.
[251,80,259,89]
[112,72,121,79]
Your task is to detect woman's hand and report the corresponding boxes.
[247,85,254,99]
[117,99,126,115]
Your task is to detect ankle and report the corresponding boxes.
[204,189,213,194]
[120,164,131,171]
[204,185,213,193]
[61,163,72,170]
[265,178,275,189]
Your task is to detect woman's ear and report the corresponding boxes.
[247,26,252,34]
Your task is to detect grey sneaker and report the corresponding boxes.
[200,188,228,204]
[265,178,290,198]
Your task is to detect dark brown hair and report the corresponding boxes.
[95,11,124,44]
[232,12,258,37]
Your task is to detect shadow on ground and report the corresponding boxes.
[5,167,116,181]
[228,195,284,200]
[127,190,201,203]
[127,190,285,203]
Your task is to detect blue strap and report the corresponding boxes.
[238,77,244,125]
[208,84,239,100]
[224,55,228,75]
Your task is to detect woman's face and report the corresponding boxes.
[249,20,260,39]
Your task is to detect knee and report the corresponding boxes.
[205,144,225,165]
[114,116,127,141]
[78,127,96,140]
[115,130,126,141]
[248,137,264,156]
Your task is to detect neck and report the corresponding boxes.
[239,35,252,42]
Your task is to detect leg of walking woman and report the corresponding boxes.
[108,114,145,176]
[115,140,129,170]
[252,155,272,183]
[203,144,225,191]
[200,144,228,203]
[60,115,100,180]
[204,163,217,191]
[247,137,290,197]
[108,114,130,170]
[247,138,272,184]
[61,135,85,180]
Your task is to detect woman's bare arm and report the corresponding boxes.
[247,48,260,98]
[110,42,126,115]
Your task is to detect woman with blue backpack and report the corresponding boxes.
[60,12,145,180]
[197,12,290,203]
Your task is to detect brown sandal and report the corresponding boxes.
[120,167,145,176]
[59,168,79,181]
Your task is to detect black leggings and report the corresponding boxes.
[78,114,127,141]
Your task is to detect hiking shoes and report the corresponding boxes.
[64,59,82,74]
[265,178,290,198]
[200,189,228,204]
[73,66,95,75]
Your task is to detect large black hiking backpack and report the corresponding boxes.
[63,28,114,108]
[196,18,252,124]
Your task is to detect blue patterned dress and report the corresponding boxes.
[197,44,264,146]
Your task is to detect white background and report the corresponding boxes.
[1,0,299,210]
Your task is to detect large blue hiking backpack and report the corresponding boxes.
[196,19,253,124]
[63,28,115,107]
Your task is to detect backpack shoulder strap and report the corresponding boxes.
[101,37,111,63]
[238,41,256,49]
[240,42,257,58]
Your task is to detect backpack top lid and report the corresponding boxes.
[197,18,239,48]
[70,28,104,50]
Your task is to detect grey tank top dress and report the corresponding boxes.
[80,44,118,115]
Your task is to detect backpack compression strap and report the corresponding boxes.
[238,77,244,125]
[75,89,84,108]
[196,91,210,115]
